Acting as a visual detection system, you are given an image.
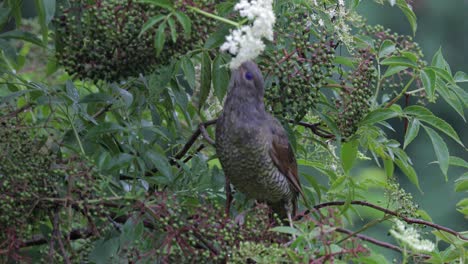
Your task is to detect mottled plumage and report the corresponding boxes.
[215,61,304,219]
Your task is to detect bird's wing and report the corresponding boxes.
[268,121,306,202]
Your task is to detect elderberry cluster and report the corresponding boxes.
[262,10,335,121]
[361,25,426,92]
[336,49,376,138]
[55,0,217,82]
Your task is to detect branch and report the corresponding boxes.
[305,200,468,241]
[172,119,217,161]
[290,120,335,139]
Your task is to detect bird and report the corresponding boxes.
[215,60,306,224]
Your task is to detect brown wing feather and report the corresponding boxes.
[268,124,306,203]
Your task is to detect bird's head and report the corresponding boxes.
[231,61,265,98]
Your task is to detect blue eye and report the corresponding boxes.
[245,71,254,80]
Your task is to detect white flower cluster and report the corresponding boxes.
[220,0,275,69]
[390,220,436,252]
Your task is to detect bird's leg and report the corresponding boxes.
[224,176,232,217]
[287,211,297,240]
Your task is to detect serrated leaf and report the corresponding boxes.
[0,7,11,28]
[0,30,44,47]
[454,71,468,83]
[449,156,468,169]
[180,56,196,90]
[139,14,165,37]
[80,93,114,104]
[334,56,356,67]
[378,40,396,58]
[431,47,451,75]
[154,22,166,56]
[403,118,420,149]
[270,226,301,236]
[396,0,417,35]
[212,54,229,102]
[455,174,468,192]
[86,123,124,138]
[174,11,191,38]
[404,105,463,147]
[420,68,436,102]
[380,56,417,68]
[341,139,359,173]
[437,82,465,121]
[383,65,408,78]
[146,149,173,180]
[167,17,177,43]
[394,156,420,190]
[199,51,211,110]
[423,125,449,178]
[427,66,454,84]
[360,107,400,126]
[204,26,230,49]
[383,158,394,178]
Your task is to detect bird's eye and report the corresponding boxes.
[245,71,254,80]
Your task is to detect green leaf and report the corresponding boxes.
[204,26,230,49]
[437,82,465,121]
[270,226,301,236]
[396,0,417,35]
[0,30,44,47]
[80,93,115,104]
[378,40,396,58]
[174,11,192,38]
[334,56,356,67]
[394,154,420,190]
[180,56,196,90]
[403,118,420,149]
[341,139,359,173]
[380,56,417,68]
[449,156,468,169]
[431,47,451,75]
[423,125,449,178]
[139,14,165,37]
[427,66,454,84]
[454,71,468,83]
[383,158,394,178]
[0,7,11,27]
[199,51,211,110]
[360,107,401,126]
[86,123,124,139]
[154,22,166,55]
[420,68,436,102]
[167,17,177,43]
[7,0,21,27]
[455,174,468,192]
[383,65,408,78]
[146,149,173,180]
[212,54,229,102]
[404,105,463,147]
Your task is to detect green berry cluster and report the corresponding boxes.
[0,118,61,240]
[361,25,426,92]
[336,49,376,138]
[385,180,420,218]
[55,0,160,81]
[262,10,335,121]
[0,110,107,254]
[140,195,288,262]
[55,0,216,82]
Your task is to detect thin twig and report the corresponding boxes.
[335,227,429,259]
[199,123,215,145]
[308,200,468,241]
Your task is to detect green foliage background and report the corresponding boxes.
[0,0,466,263]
